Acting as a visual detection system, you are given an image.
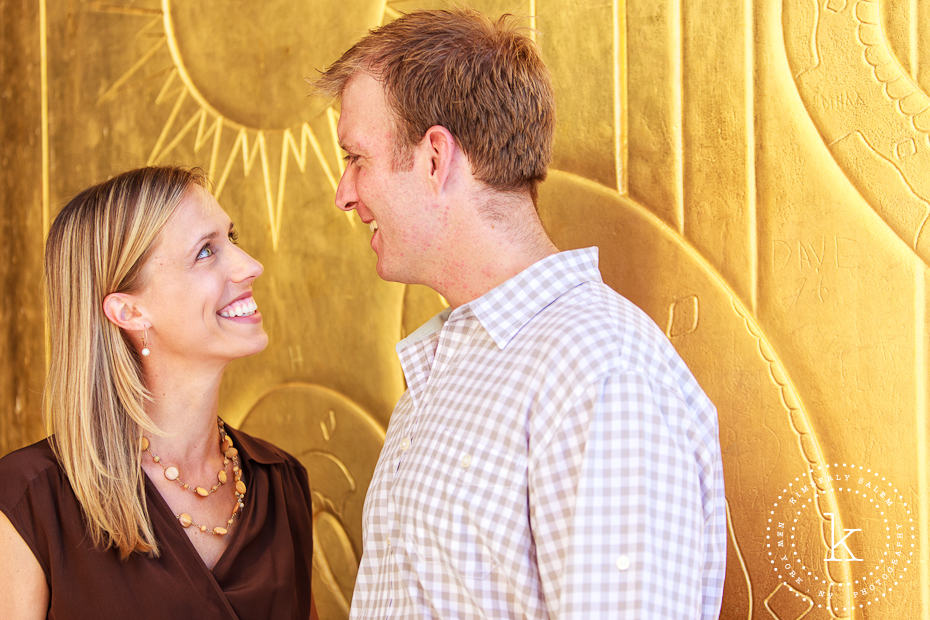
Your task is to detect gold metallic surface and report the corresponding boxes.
[0,1,47,459]
[1,1,928,618]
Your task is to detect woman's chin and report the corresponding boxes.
[240,331,270,358]
[218,330,270,363]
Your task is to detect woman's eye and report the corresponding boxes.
[228,229,240,245]
[197,245,214,260]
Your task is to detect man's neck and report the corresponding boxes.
[432,195,559,308]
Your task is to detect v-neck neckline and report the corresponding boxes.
[142,461,248,617]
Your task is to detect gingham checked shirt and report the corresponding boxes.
[350,248,726,619]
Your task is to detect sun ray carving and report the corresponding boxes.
[88,2,162,17]
[96,19,165,104]
[97,1,354,251]
[327,107,346,178]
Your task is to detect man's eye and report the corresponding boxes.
[197,245,214,260]
[228,229,240,245]
[343,154,359,164]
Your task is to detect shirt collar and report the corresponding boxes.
[398,306,453,349]
[224,424,288,465]
[465,247,602,349]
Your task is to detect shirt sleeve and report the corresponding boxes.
[528,370,723,618]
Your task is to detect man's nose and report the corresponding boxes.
[335,169,357,212]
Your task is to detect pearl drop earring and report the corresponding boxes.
[141,326,151,357]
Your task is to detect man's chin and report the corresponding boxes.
[374,254,393,281]
[375,259,417,286]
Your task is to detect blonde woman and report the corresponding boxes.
[0,167,316,619]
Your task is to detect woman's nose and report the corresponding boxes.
[231,244,263,282]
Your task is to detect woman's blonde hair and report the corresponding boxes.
[44,166,205,558]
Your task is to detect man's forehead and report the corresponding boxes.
[344,70,380,92]
[341,72,388,113]
[335,119,357,151]
[336,73,392,149]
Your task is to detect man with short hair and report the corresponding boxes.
[316,9,726,618]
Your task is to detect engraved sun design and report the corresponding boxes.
[91,0,420,249]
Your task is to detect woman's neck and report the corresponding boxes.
[142,360,226,462]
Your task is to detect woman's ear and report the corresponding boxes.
[102,293,147,331]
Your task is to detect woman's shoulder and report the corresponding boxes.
[226,426,313,507]
[0,438,59,483]
[226,426,305,471]
[0,438,64,512]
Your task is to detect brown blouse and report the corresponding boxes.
[0,426,313,620]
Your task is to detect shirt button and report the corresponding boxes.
[400,437,411,451]
[616,555,631,571]
[460,454,472,469]
[386,537,392,548]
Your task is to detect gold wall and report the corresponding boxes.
[2,1,928,618]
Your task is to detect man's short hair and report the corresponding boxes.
[315,9,555,201]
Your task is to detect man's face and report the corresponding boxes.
[335,72,438,284]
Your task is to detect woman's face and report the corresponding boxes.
[134,185,268,366]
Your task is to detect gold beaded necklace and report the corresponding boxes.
[141,418,247,536]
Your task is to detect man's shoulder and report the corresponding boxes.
[530,280,669,359]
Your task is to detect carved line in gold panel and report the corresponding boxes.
[37,0,910,617]
[783,0,930,614]
[614,0,628,195]
[725,499,753,618]
[747,0,758,313]
[918,262,928,620]
[39,0,50,367]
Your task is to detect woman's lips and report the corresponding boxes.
[218,295,258,318]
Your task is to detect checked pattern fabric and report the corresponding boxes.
[350,247,726,619]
